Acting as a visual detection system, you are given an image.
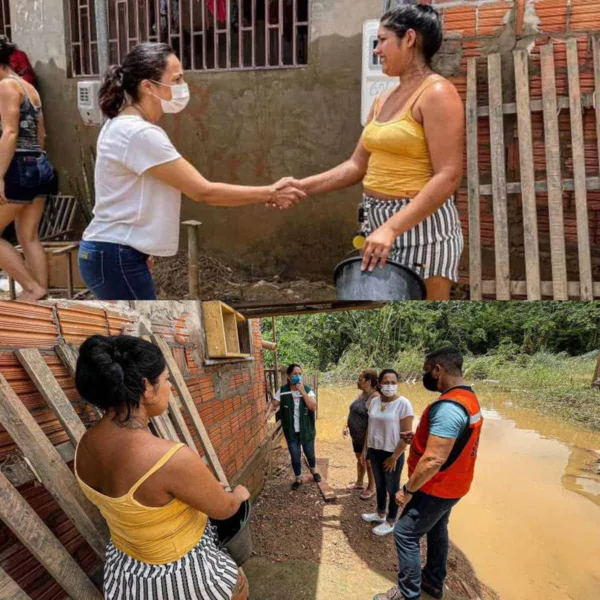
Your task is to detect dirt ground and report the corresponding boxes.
[153,250,337,304]
[246,437,499,600]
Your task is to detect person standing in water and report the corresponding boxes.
[271,363,321,490]
[361,369,414,536]
[78,42,304,300]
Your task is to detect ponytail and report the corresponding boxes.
[98,42,174,119]
[99,65,126,119]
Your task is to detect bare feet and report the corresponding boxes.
[18,283,47,302]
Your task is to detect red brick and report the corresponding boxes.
[570,0,600,30]
[442,5,476,37]
[477,2,512,36]
[535,0,570,33]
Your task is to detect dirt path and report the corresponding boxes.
[246,437,499,600]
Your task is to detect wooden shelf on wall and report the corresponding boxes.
[202,301,250,359]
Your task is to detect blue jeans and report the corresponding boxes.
[394,491,460,600]
[286,433,316,478]
[368,448,404,523]
[78,240,157,300]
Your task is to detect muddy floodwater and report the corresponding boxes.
[317,384,600,600]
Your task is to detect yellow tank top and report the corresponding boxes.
[361,75,443,197]
[75,442,208,565]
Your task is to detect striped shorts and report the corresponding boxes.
[360,194,464,282]
[103,524,240,600]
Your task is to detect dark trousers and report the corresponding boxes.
[368,448,404,523]
[394,491,460,599]
[286,433,316,478]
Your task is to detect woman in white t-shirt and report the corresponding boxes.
[78,42,305,300]
[361,369,414,536]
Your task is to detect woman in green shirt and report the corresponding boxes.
[271,364,321,490]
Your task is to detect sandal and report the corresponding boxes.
[360,488,376,500]
[347,482,365,490]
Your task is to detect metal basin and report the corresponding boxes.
[333,256,426,301]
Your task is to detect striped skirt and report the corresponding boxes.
[360,194,464,282]
[103,524,240,600]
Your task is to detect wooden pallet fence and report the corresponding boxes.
[466,39,600,300]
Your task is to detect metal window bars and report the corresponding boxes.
[68,0,309,76]
[0,0,11,39]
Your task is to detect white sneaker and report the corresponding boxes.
[373,522,395,536]
[362,512,385,523]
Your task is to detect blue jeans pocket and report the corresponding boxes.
[78,246,105,290]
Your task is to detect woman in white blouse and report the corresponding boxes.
[361,369,414,536]
[78,42,304,300]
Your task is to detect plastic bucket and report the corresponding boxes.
[210,500,253,567]
[333,256,426,301]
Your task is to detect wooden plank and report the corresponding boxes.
[593,36,600,179]
[0,374,109,558]
[168,393,200,454]
[302,455,335,502]
[488,53,511,300]
[466,58,482,301]
[160,413,181,442]
[476,92,595,117]
[566,38,593,301]
[16,349,87,447]
[55,343,79,378]
[202,301,228,358]
[151,415,171,439]
[540,43,569,301]
[0,566,32,600]
[481,280,600,298]
[514,50,541,300]
[478,175,600,196]
[55,344,104,419]
[151,333,229,485]
[0,471,103,600]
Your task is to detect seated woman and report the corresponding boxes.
[74,334,249,599]
[361,369,414,536]
[343,369,379,499]
[271,363,321,490]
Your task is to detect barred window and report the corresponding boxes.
[0,0,11,39]
[67,0,310,77]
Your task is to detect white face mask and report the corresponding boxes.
[381,384,398,397]
[151,80,190,114]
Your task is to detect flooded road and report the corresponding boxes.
[317,384,600,600]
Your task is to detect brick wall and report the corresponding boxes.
[0,301,268,599]
[430,0,600,283]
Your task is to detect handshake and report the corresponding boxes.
[265,177,307,210]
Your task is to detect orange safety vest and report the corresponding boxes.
[407,387,483,499]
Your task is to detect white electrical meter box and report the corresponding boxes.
[361,19,397,125]
[77,81,103,126]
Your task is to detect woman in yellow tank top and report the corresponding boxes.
[292,4,465,300]
[74,334,250,600]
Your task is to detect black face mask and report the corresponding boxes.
[422,370,439,392]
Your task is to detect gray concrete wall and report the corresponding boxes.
[9,0,384,279]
